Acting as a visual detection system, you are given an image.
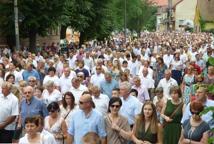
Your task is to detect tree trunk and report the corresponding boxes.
[29,28,37,53]
[60,25,67,39]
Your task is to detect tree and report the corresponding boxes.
[111,0,157,35]
[61,0,116,45]
[0,0,66,52]
[0,1,16,50]
[18,0,66,52]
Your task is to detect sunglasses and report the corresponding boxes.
[49,109,57,113]
[190,110,200,115]
[110,105,120,108]
[79,101,89,104]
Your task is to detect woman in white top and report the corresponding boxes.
[19,116,53,144]
[60,91,78,127]
[44,102,67,144]
[42,81,62,106]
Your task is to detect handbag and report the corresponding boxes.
[162,102,183,127]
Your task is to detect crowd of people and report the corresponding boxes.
[0,31,213,144]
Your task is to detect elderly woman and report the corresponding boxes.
[42,80,62,106]
[179,101,210,144]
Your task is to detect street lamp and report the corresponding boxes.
[14,0,20,50]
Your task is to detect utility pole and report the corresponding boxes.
[124,0,127,44]
[14,0,20,50]
[168,0,172,31]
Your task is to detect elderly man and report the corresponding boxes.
[139,67,155,89]
[59,67,76,94]
[119,81,142,128]
[0,82,19,143]
[181,87,214,128]
[91,85,109,116]
[69,77,88,104]
[157,69,178,99]
[90,66,105,88]
[100,72,119,98]
[67,92,107,144]
[19,86,48,127]
[132,76,150,104]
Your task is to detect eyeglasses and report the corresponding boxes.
[110,105,120,108]
[190,110,200,115]
[29,80,35,82]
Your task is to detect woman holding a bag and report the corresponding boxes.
[44,102,67,144]
[161,86,185,144]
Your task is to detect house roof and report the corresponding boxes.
[198,0,214,21]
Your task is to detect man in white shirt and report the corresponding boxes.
[157,69,178,99]
[138,60,154,79]
[139,67,155,89]
[0,82,19,143]
[84,51,94,72]
[91,86,109,116]
[90,66,105,88]
[69,77,88,104]
[163,51,174,68]
[59,67,76,94]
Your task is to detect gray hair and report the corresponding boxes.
[1,81,12,91]
[119,81,131,92]
[45,80,54,87]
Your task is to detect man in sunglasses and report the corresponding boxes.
[67,92,107,144]
[181,87,214,128]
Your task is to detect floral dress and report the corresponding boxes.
[183,75,195,104]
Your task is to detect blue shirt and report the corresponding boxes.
[181,99,214,128]
[20,96,48,126]
[68,109,107,144]
[100,79,119,98]
[22,69,40,81]
[119,95,142,125]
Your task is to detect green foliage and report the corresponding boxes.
[0,0,158,49]
[200,106,214,144]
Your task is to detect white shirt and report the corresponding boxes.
[60,105,79,127]
[140,75,155,89]
[69,85,88,104]
[59,75,73,94]
[92,94,109,116]
[84,57,94,71]
[43,75,60,86]
[42,89,62,105]
[5,70,23,84]
[157,78,178,99]
[90,73,105,88]
[163,54,174,68]
[138,66,153,79]
[0,93,19,130]
[19,133,56,144]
